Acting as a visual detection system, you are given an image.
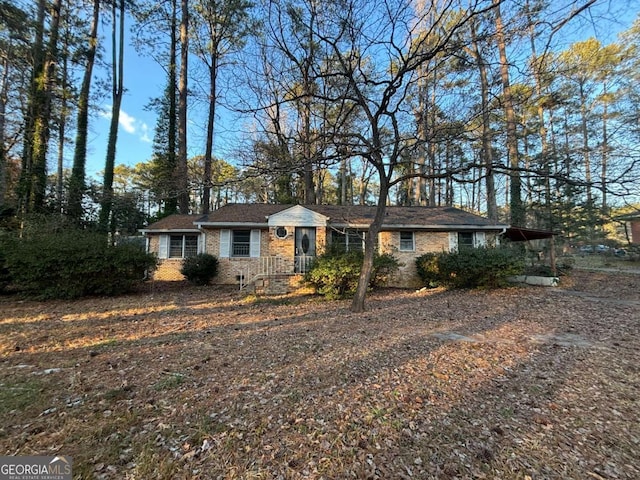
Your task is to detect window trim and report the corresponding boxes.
[220,229,261,258]
[399,231,415,252]
[457,232,475,250]
[231,229,251,257]
[331,228,366,252]
[168,234,199,258]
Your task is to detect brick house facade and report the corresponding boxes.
[141,204,508,290]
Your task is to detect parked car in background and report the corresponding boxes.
[595,244,610,253]
[579,245,594,254]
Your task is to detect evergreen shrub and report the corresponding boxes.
[416,247,524,289]
[305,249,399,299]
[415,252,440,288]
[1,231,157,299]
[180,253,219,285]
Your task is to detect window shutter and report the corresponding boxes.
[158,235,168,259]
[250,229,261,258]
[220,230,230,258]
[198,233,205,254]
[448,232,458,252]
[475,232,486,247]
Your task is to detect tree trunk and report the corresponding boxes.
[177,0,190,213]
[351,165,388,313]
[0,53,8,206]
[470,19,497,221]
[18,0,45,213]
[203,53,217,214]
[600,86,609,214]
[428,70,438,206]
[165,0,178,215]
[68,0,100,222]
[30,0,61,211]
[56,22,69,214]
[494,0,524,226]
[100,0,125,234]
[579,81,592,206]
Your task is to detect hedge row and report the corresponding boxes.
[0,231,157,299]
[416,247,525,289]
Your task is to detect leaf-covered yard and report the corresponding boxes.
[1,270,638,479]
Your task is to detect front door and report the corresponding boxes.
[295,227,316,273]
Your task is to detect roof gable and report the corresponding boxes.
[268,205,328,227]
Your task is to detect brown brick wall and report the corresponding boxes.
[153,259,185,281]
[379,231,450,288]
[148,228,499,289]
[268,226,295,257]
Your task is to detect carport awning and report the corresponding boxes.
[504,227,557,241]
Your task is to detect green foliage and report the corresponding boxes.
[180,253,219,285]
[0,231,157,299]
[415,252,440,288]
[305,249,400,299]
[416,247,525,289]
[371,253,401,287]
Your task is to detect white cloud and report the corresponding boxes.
[101,106,152,144]
[139,122,151,143]
[99,107,111,119]
[119,110,137,134]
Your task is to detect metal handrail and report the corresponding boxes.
[236,256,314,290]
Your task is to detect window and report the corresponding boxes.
[220,229,260,258]
[399,231,415,251]
[275,226,288,239]
[232,230,251,257]
[458,232,475,249]
[331,229,365,252]
[169,235,198,258]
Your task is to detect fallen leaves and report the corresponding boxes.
[0,271,639,479]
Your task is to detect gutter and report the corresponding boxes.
[140,228,202,234]
[194,222,269,228]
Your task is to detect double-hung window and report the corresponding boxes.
[399,231,415,251]
[219,229,260,258]
[232,230,251,257]
[458,232,475,250]
[331,229,365,252]
[168,234,198,258]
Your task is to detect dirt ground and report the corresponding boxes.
[0,270,638,479]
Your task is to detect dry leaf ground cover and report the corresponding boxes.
[0,270,638,479]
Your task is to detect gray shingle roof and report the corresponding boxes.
[192,203,506,230]
[141,214,204,232]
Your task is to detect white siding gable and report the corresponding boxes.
[268,205,328,227]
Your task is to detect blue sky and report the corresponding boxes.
[83,4,638,181]
[85,19,241,181]
[85,25,161,179]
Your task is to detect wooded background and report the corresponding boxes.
[1,0,638,244]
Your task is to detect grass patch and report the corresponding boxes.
[153,373,186,391]
[0,378,44,415]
